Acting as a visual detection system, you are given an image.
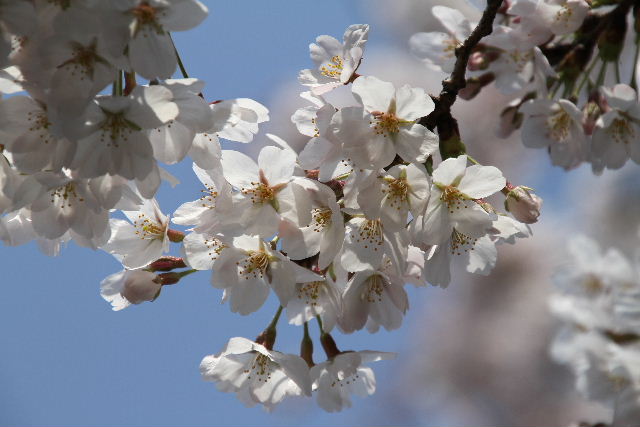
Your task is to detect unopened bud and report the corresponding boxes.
[167,228,185,243]
[504,185,543,224]
[598,10,627,62]
[437,116,466,160]
[458,73,495,100]
[148,256,187,272]
[154,272,181,285]
[121,270,162,304]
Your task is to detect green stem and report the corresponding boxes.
[574,57,599,97]
[170,33,189,78]
[466,155,481,165]
[177,269,198,278]
[315,315,324,335]
[596,61,608,87]
[615,59,622,83]
[268,306,284,330]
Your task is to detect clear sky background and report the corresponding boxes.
[0,2,431,426]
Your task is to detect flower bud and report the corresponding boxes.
[598,10,627,62]
[121,270,162,304]
[458,73,495,100]
[504,185,543,224]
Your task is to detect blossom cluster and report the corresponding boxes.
[0,1,540,413]
[410,0,640,173]
[550,236,640,425]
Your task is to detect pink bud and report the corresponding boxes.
[121,270,162,304]
[504,186,543,224]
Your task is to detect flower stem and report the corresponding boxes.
[170,33,189,79]
[630,36,640,91]
[268,305,284,331]
[315,315,324,335]
[596,61,608,87]
[177,269,198,278]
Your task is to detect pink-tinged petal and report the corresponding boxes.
[432,155,467,185]
[395,124,438,164]
[465,235,497,275]
[160,0,208,31]
[457,164,505,199]
[311,35,343,65]
[258,145,295,185]
[421,196,453,245]
[394,85,434,120]
[269,257,297,306]
[220,150,258,189]
[424,244,452,287]
[269,352,313,395]
[432,6,472,38]
[351,76,395,113]
[129,30,176,80]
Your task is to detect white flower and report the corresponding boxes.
[212,235,321,314]
[149,78,214,165]
[356,163,430,231]
[409,6,474,73]
[508,0,589,40]
[334,76,438,169]
[172,163,234,235]
[299,24,369,95]
[418,155,505,246]
[520,98,588,170]
[341,217,409,275]
[339,260,409,333]
[72,86,179,198]
[100,269,161,311]
[591,84,640,171]
[286,275,343,332]
[200,337,312,411]
[0,95,76,173]
[311,350,395,412]
[220,145,299,237]
[102,197,171,269]
[209,98,269,143]
[279,179,344,269]
[114,0,208,80]
[295,93,349,182]
[182,231,228,270]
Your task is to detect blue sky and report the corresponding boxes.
[0,2,426,425]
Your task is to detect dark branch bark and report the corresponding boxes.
[419,0,504,131]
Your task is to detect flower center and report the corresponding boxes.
[26,110,54,145]
[371,111,401,136]
[50,183,83,208]
[239,251,269,280]
[133,213,166,240]
[100,112,139,148]
[353,219,384,251]
[204,237,226,262]
[243,353,274,383]
[330,370,361,388]
[439,185,467,213]
[383,176,409,209]
[311,207,332,232]
[555,4,573,24]
[362,274,386,303]
[609,118,634,144]
[546,109,571,142]
[131,2,164,35]
[320,55,344,79]
[450,228,477,256]
[199,184,219,209]
[297,281,325,306]
[582,273,604,295]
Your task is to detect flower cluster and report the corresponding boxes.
[410,0,640,173]
[550,236,640,425]
[0,2,540,414]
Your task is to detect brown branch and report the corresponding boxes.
[419,0,504,131]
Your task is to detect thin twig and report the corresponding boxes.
[419,0,504,131]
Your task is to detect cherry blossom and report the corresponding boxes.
[299,24,369,95]
[100,268,161,311]
[334,76,439,169]
[200,337,312,411]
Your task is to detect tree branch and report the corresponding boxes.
[419,0,504,131]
